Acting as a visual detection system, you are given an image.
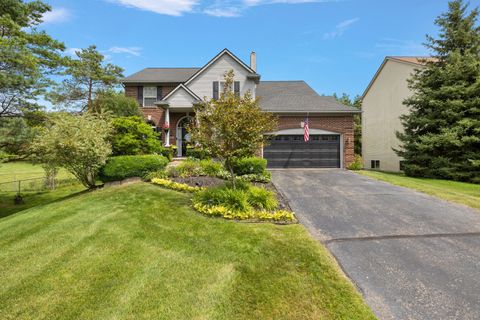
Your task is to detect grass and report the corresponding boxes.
[0,162,84,218]
[0,161,73,183]
[357,170,480,210]
[0,183,375,320]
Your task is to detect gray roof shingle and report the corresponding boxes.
[122,68,200,83]
[257,81,360,113]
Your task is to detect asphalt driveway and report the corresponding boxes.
[272,170,480,320]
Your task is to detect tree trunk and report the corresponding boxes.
[87,78,93,112]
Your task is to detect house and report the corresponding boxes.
[122,49,359,168]
[362,56,432,172]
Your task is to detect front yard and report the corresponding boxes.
[0,182,375,320]
[357,170,480,210]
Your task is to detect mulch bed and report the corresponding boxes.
[171,176,292,211]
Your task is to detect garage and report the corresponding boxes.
[264,134,341,168]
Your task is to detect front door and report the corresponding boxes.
[176,116,192,157]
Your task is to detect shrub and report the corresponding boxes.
[186,146,210,159]
[199,159,222,176]
[157,147,173,161]
[151,178,202,193]
[236,172,271,183]
[192,203,296,223]
[110,116,163,156]
[100,155,169,182]
[143,169,168,180]
[247,185,278,211]
[347,154,363,171]
[176,159,203,178]
[232,157,267,175]
[194,186,251,212]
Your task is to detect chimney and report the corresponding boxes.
[250,51,257,72]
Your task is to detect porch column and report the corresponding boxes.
[165,107,170,146]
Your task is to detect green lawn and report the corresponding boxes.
[0,162,84,218]
[0,161,73,183]
[0,183,375,320]
[357,170,480,210]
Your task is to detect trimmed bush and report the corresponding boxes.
[232,157,267,175]
[158,147,173,161]
[100,155,169,182]
[347,154,363,171]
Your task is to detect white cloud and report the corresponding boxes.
[107,46,143,57]
[323,17,359,40]
[204,7,242,17]
[41,8,71,24]
[65,47,81,56]
[108,0,199,16]
[375,38,429,56]
[244,0,331,5]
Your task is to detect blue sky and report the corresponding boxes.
[40,0,480,98]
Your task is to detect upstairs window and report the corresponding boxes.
[213,81,240,99]
[143,86,157,107]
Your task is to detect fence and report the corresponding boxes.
[0,177,79,194]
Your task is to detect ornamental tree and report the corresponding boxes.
[189,70,278,187]
[30,112,112,189]
[396,0,480,183]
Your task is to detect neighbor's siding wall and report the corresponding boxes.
[277,115,355,168]
[362,60,419,172]
[187,54,256,99]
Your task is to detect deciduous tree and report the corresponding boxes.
[190,70,277,186]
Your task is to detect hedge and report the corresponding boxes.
[100,155,169,182]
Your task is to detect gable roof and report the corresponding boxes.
[162,83,202,101]
[257,81,360,113]
[122,68,200,83]
[361,56,436,99]
[184,48,259,85]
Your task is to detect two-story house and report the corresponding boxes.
[122,49,359,168]
[362,56,433,172]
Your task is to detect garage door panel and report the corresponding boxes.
[264,135,340,168]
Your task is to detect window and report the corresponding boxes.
[214,81,240,98]
[143,86,157,107]
[371,160,380,169]
[399,161,405,171]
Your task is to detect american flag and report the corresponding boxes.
[304,117,310,142]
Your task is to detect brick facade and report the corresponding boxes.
[276,115,355,167]
[124,86,355,167]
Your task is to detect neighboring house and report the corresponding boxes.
[362,56,432,172]
[122,48,359,168]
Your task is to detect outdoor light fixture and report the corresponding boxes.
[300,121,305,128]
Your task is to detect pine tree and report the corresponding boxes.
[396,0,480,183]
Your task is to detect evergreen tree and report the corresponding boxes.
[396,0,480,183]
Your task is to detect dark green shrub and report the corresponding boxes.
[186,146,209,159]
[100,155,169,182]
[110,116,163,156]
[158,147,173,161]
[232,157,267,175]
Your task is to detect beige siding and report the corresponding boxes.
[187,54,256,99]
[166,88,195,109]
[362,60,421,172]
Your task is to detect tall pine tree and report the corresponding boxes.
[396,0,480,183]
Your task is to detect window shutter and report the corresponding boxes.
[157,86,162,100]
[137,86,143,106]
[234,81,240,97]
[213,81,219,99]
